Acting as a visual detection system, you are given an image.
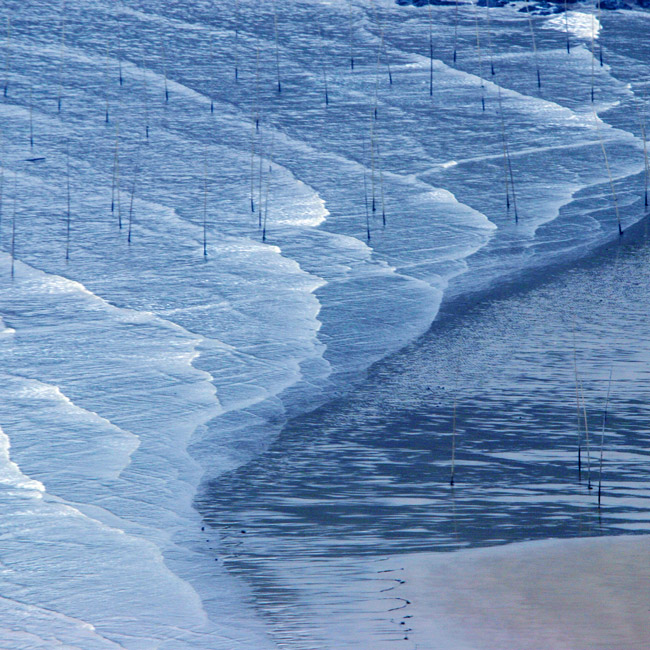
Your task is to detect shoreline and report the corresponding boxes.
[200,206,650,647]
[395,533,650,649]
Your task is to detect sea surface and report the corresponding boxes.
[0,1,648,648]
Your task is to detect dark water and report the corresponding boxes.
[198,218,650,649]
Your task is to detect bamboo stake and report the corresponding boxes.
[234,0,240,81]
[254,39,260,131]
[116,144,122,228]
[497,85,512,215]
[111,123,119,216]
[428,3,433,98]
[641,107,650,208]
[65,142,71,260]
[3,18,10,97]
[0,133,3,235]
[497,84,519,223]
[272,0,282,93]
[505,137,519,222]
[203,146,208,257]
[104,41,111,123]
[572,319,582,478]
[523,0,541,90]
[450,394,457,486]
[632,93,649,208]
[579,378,592,490]
[10,172,16,277]
[371,2,392,85]
[370,116,376,214]
[117,5,123,86]
[162,42,169,103]
[453,0,459,65]
[57,16,65,112]
[348,0,355,71]
[590,14,596,103]
[209,34,215,113]
[593,107,623,236]
[262,133,274,242]
[485,0,495,77]
[473,1,485,111]
[319,26,329,106]
[127,150,141,244]
[373,28,382,120]
[249,112,256,213]
[597,367,613,506]
[29,84,34,149]
[141,51,150,139]
[377,140,386,227]
[564,0,570,54]
[597,0,603,66]
[258,128,264,228]
[362,137,370,241]
[380,23,392,85]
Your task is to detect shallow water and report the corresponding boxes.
[201,224,650,647]
[1,0,649,647]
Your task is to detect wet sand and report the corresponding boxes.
[399,535,650,650]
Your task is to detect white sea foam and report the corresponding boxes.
[0,0,647,647]
[544,11,601,41]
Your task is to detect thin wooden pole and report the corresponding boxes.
[127,153,140,244]
[29,85,34,149]
[209,34,215,113]
[632,93,649,208]
[0,133,4,235]
[377,140,386,227]
[258,129,264,228]
[57,16,65,112]
[523,0,541,90]
[104,41,111,123]
[564,0,570,54]
[348,0,355,71]
[593,107,623,235]
[497,85,512,215]
[370,116,376,214]
[450,395,457,486]
[452,0,459,64]
[250,112,256,213]
[141,51,150,139]
[598,367,613,506]
[10,172,16,277]
[590,14,596,103]
[3,18,10,97]
[203,147,208,257]
[234,0,240,81]
[111,123,120,216]
[428,4,433,98]
[262,133,274,242]
[272,0,282,93]
[473,2,485,111]
[65,142,71,260]
[362,137,370,241]
[116,3,123,86]
[255,38,261,131]
[597,0,603,66]
[319,26,329,106]
[572,319,582,478]
[485,0,496,77]
[579,378,592,490]
[162,42,169,103]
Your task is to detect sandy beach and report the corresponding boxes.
[399,535,650,650]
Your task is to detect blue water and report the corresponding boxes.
[0,0,648,648]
